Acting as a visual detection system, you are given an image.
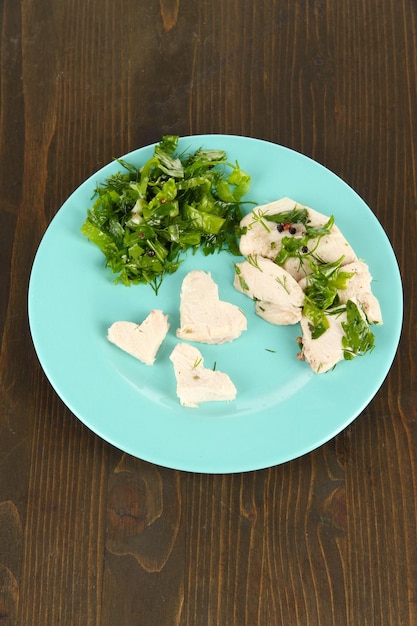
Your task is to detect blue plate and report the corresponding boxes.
[28,135,403,473]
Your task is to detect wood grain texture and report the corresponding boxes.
[0,0,416,624]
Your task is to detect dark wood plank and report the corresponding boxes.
[0,0,416,624]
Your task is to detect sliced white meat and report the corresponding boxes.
[298,297,372,373]
[239,197,303,260]
[337,260,383,324]
[239,197,357,281]
[254,301,300,325]
[298,309,347,374]
[234,256,304,324]
[176,270,247,344]
[169,343,237,407]
[107,310,170,365]
[299,259,383,325]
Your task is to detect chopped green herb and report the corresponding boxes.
[266,207,309,225]
[246,254,262,270]
[303,300,331,339]
[274,215,335,266]
[81,135,251,292]
[275,274,290,294]
[234,263,249,291]
[247,208,273,232]
[342,300,375,360]
[192,357,202,369]
[302,257,354,339]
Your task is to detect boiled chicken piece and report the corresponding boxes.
[298,309,347,373]
[298,297,372,373]
[107,309,170,365]
[176,270,247,344]
[233,255,304,325]
[337,260,382,324]
[239,197,357,281]
[298,259,382,325]
[239,197,300,260]
[255,301,300,325]
[169,343,237,407]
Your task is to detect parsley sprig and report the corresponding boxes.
[342,300,375,359]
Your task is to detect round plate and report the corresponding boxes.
[28,135,403,473]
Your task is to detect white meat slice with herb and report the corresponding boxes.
[298,310,346,373]
[336,260,382,324]
[299,258,382,326]
[239,197,357,281]
[107,310,170,365]
[170,343,237,407]
[176,270,247,344]
[233,255,304,325]
[298,298,375,373]
[239,197,297,258]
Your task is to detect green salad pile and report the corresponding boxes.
[81,135,251,292]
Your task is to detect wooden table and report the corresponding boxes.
[0,0,415,624]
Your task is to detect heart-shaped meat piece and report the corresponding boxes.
[107,309,169,365]
[170,343,237,407]
[176,270,247,344]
